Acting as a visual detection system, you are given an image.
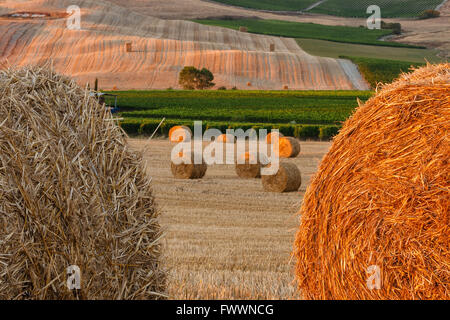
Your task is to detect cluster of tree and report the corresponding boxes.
[179,66,215,90]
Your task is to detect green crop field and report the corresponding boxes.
[194,19,421,48]
[295,39,442,63]
[341,56,425,88]
[211,0,443,17]
[105,90,373,140]
[309,0,443,18]
[210,0,317,11]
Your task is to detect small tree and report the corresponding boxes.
[179,66,215,90]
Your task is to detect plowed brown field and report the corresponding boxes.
[0,0,369,90]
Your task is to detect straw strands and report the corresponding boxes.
[294,63,450,300]
[0,66,166,299]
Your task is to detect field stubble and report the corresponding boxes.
[128,138,331,299]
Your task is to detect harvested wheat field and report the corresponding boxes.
[294,64,449,300]
[0,0,368,90]
[128,138,331,299]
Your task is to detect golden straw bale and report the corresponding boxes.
[0,66,166,299]
[169,125,192,143]
[294,63,450,300]
[275,137,300,158]
[262,162,301,193]
[216,133,235,144]
[235,152,267,179]
[171,152,207,179]
[266,131,284,144]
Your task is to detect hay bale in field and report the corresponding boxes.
[270,44,275,52]
[171,152,207,179]
[235,152,267,179]
[0,66,166,300]
[125,42,132,52]
[274,137,300,158]
[294,63,450,300]
[169,125,192,143]
[262,162,301,193]
[266,131,284,144]
[216,133,235,144]
[239,26,248,32]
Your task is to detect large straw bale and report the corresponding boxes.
[294,63,450,300]
[262,162,301,193]
[0,66,166,300]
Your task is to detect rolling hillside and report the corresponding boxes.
[0,0,369,90]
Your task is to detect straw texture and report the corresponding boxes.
[0,66,166,300]
[294,63,449,300]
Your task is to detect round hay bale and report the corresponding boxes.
[274,137,300,158]
[0,66,166,299]
[171,152,207,179]
[262,162,301,193]
[216,133,235,144]
[235,152,266,179]
[169,125,192,143]
[266,131,284,144]
[294,63,450,300]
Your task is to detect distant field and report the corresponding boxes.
[309,0,444,18]
[106,90,373,139]
[211,0,443,17]
[342,56,425,88]
[210,0,317,11]
[296,39,442,63]
[194,19,421,48]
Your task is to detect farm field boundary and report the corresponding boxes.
[105,90,374,140]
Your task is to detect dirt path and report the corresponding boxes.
[127,138,331,299]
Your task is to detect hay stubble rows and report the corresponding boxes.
[128,138,331,299]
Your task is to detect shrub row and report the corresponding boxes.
[119,119,341,140]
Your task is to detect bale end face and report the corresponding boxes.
[275,137,301,158]
[266,132,284,144]
[169,126,192,143]
[262,162,301,193]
